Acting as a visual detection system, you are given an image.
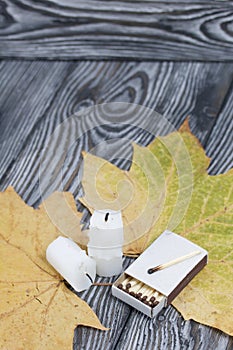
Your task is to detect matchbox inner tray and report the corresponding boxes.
[112,230,208,317]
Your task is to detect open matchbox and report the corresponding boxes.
[112,230,208,317]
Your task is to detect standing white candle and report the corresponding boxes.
[46,236,96,292]
[88,209,124,277]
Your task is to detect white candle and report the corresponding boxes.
[46,236,96,292]
[88,209,124,277]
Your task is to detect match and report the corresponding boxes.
[117,276,132,290]
[128,281,144,296]
[126,277,142,289]
[136,284,154,300]
[147,250,201,274]
[149,291,159,303]
[117,277,164,309]
[148,292,164,307]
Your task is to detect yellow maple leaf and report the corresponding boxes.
[0,187,106,350]
[80,121,233,336]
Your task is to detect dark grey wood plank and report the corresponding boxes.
[205,84,233,175]
[188,65,233,146]
[0,60,233,349]
[0,60,71,175]
[1,61,232,206]
[115,305,233,350]
[1,1,233,61]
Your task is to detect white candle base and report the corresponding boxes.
[46,236,96,292]
[94,256,123,277]
[88,209,124,277]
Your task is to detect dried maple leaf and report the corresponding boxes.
[80,121,233,336]
[0,187,106,350]
[80,121,196,254]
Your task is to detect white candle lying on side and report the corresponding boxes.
[46,236,96,292]
[88,209,124,277]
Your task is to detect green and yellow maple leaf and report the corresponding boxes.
[80,121,233,336]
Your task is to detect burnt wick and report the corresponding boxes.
[105,212,110,222]
[85,273,93,284]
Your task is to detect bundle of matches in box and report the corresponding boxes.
[117,275,163,308]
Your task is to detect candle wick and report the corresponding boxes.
[85,273,93,284]
[105,212,109,222]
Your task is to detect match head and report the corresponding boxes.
[136,292,142,299]
[151,301,159,308]
[148,266,161,274]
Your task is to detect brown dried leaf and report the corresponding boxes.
[0,187,106,350]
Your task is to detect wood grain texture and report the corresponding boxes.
[188,65,233,146]
[1,61,232,206]
[0,60,233,349]
[206,84,233,175]
[1,1,233,61]
[74,258,134,350]
[115,305,233,350]
[0,60,71,176]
